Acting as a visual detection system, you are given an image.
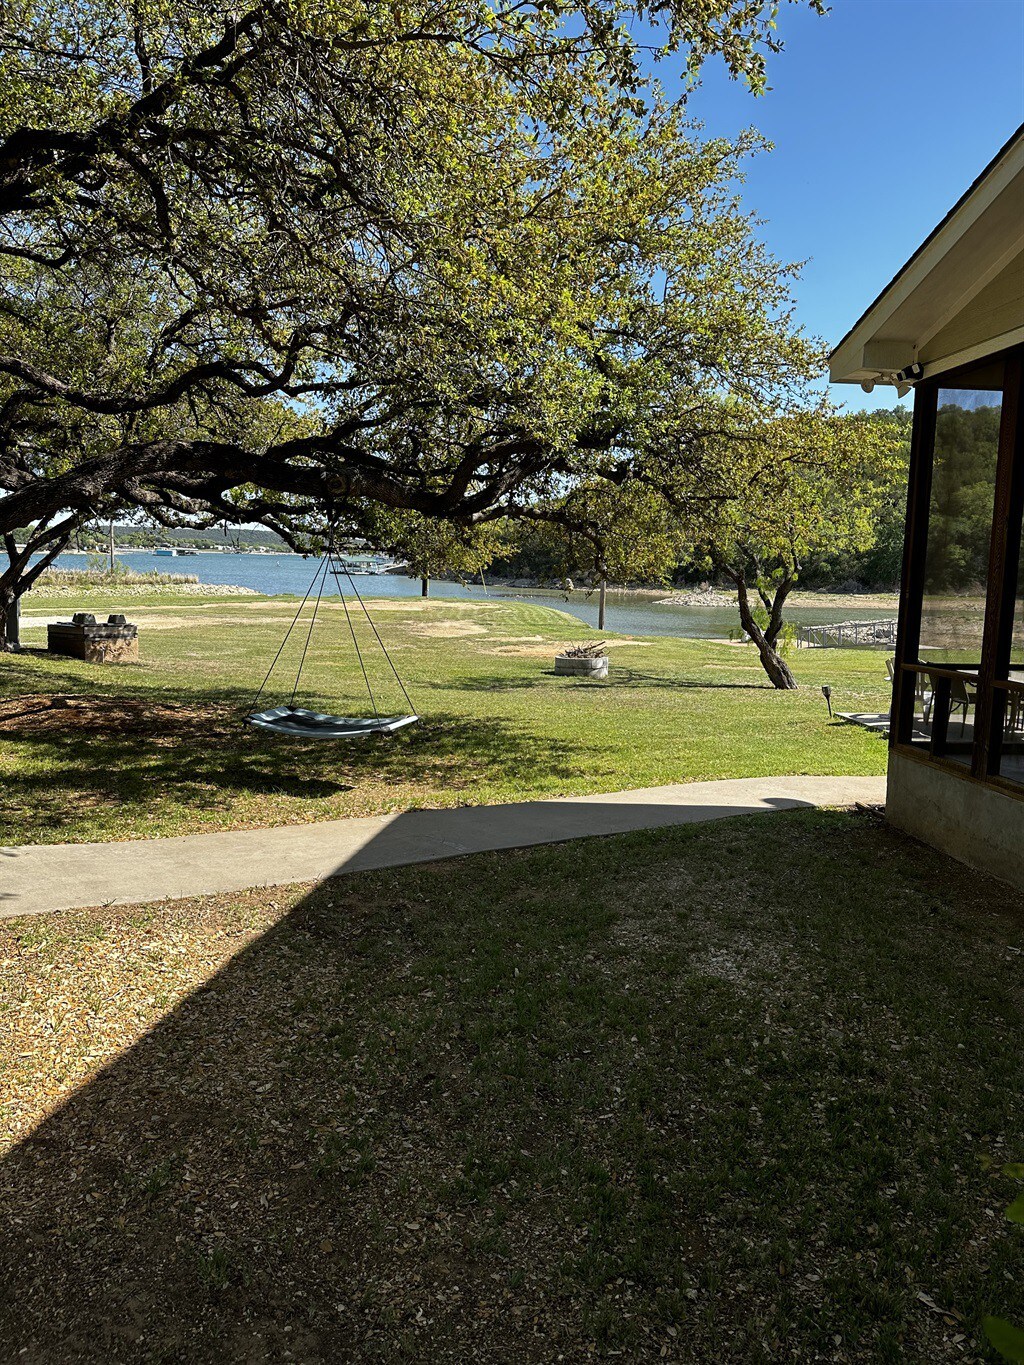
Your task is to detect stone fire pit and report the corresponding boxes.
[554,650,609,679]
[47,613,139,665]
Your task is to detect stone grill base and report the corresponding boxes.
[47,619,140,665]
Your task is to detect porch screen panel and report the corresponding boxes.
[1012,529,1024,665]
[918,373,1004,664]
[996,482,1024,785]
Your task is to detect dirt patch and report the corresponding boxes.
[342,599,424,612]
[688,937,795,991]
[22,611,285,632]
[0,693,237,739]
[358,599,501,613]
[484,638,653,658]
[483,645,559,657]
[405,620,489,638]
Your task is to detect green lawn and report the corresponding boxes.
[0,588,893,844]
[1,811,1021,1361]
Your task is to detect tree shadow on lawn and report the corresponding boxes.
[424,668,769,694]
[417,672,549,693]
[0,676,587,841]
[607,667,771,692]
[1,811,1021,1361]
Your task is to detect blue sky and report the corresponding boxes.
[648,0,1024,412]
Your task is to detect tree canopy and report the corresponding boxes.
[1,0,827,552]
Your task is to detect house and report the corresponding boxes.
[830,125,1024,889]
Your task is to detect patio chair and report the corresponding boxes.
[917,671,934,722]
[883,661,934,724]
[1004,689,1024,735]
[948,674,977,736]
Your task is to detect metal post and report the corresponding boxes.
[598,578,606,631]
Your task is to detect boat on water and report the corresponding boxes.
[331,556,397,576]
[154,547,177,557]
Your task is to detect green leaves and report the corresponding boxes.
[984,1316,1024,1364]
[2,0,833,547]
[978,1160,1024,1360]
[365,510,513,584]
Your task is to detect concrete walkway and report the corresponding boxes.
[0,775,885,919]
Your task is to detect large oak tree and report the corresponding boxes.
[0,0,826,639]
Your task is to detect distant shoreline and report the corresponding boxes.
[51,547,301,557]
[486,578,900,613]
[33,550,902,612]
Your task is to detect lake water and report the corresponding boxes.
[44,550,893,641]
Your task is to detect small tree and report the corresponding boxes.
[371,513,512,597]
[513,479,686,624]
[691,410,902,688]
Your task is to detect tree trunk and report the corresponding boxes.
[728,568,798,690]
[421,576,429,597]
[1,537,29,653]
[598,578,606,630]
[0,582,18,651]
[2,520,77,652]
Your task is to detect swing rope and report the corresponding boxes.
[328,556,382,727]
[245,553,327,721]
[289,555,330,707]
[329,557,416,716]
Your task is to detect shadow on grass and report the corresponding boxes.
[0,661,587,841]
[606,667,770,691]
[0,802,811,1355]
[417,673,547,693]
[422,667,770,694]
[1,810,1022,1361]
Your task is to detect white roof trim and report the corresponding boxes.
[830,126,1024,386]
[913,233,1024,354]
[919,326,1024,382]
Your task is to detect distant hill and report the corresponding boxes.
[85,524,289,551]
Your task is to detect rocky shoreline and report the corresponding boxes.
[653,588,735,608]
[485,578,899,612]
[35,571,258,597]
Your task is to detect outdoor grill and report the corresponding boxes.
[47,613,139,664]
